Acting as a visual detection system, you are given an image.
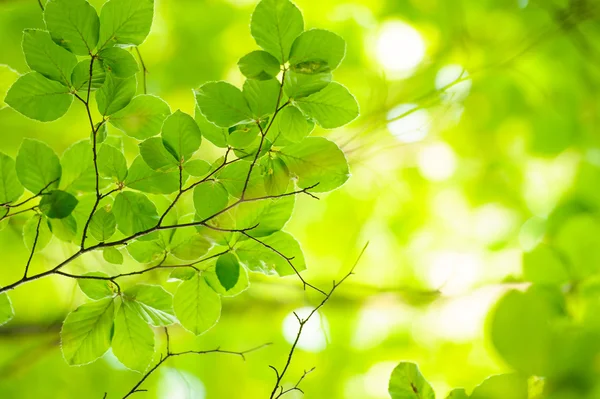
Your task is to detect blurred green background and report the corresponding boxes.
[1,0,600,397]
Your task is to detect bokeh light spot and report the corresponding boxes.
[417,142,457,181]
[375,21,426,78]
[387,104,431,143]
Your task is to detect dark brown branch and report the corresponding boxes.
[268,242,369,398]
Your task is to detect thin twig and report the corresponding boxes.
[23,215,42,279]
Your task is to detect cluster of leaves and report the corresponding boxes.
[0,0,358,379]
[389,213,600,398]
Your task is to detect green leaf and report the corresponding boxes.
[60,297,115,366]
[0,153,24,204]
[124,156,180,194]
[96,73,136,116]
[289,29,346,71]
[243,79,280,119]
[470,374,528,399]
[194,81,253,128]
[139,137,178,171]
[279,136,349,192]
[23,214,53,252]
[173,273,221,335]
[194,106,228,148]
[216,162,265,199]
[89,207,117,241]
[124,284,177,327]
[251,0,304,63]
[112,298,155,372]
[16,138,61,194]
[98,47,139,78]
[39,190,78,219]
[103,247,123,264]
[185,159,211,177]
[5,72,73,121]
[235,195,294,237]
[227,123,260,149]
[388,362,435,399]
[205,266,249,297]
[294,82,359,128]
[193,181,229,222]
[490,287,563,375]
[446,389,469,399]
[98,0,154,49]
[97,143,128,182]
[162,110,202,162]
[127,238,165,263]
[555,215,600,279]
[71,58,106,91]
[0,65,19,109]
[236,231,305,276]
[283,67,331,99]
[77,272,114,300]
[269,105,313,143]
[238,50,281,80]
[523,243,569,285]
[44,0,99,55]
[113,191,159,236]
[215,253,240,291]
[60,140,97,193]
[169,267,196,282]
[109,95,171,140]
[168,224,211,261]
[0,293,14,326]
[50,214,77,242]
[261,156,289,196]
[22,29,78,86]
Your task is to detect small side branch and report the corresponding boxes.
[23,215,42,279]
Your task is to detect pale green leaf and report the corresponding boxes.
[184,159,211,177]
[0,293,14,326]
[112,299,155,372]
[251,0,304,63]
[96,73,136,116]
[71,58,106,91]
[103,247,124,264]
[194,106,228,148]
[261,156,290,196]
[238,50,281,80]
[227,123,260,149]
[60,140,98,193]
[283,67,331,99]
[388,362,435,399]
[0,153,24,204]
[113,191,159,236]
[194,81,253,128]
[98,47,139,78]
[89,207,117,242]
[60,297,115,365]
[124,284,177,327]
[98,0,154,49]
[44,0,100,55]
[5,72,73,121]
[39,190,78,219]
[446,389,469,399]
[216,161,265,199]
[162,110,202,161]
[289,29,346,70]
[16,138,61,194]
[193,181,229,222]
[555,215,600,279]
[470,374,528,399]
[243,78,280,118]
[268,105,313,144]
[205,266,249,297]
[77,272,114,300]
[173,273,221,335]
[139,137,178,171]
[50,214,77,242]
[236,231,305,276]
[294,82,358,128]
[22,29,78,86]
[126,238,166,263]
[169,223,211,261]
[109,95,171,140]
[124,156,180,194]
[279,136,349,192]
[234,195,293,237]
[97,143,128,182]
